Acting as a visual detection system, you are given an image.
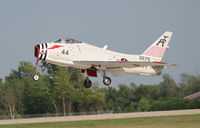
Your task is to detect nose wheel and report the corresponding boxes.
[84,77,92,88]
[34,74,39,81]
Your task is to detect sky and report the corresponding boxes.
[0,0,200,86]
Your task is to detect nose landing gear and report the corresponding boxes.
[34,74,39,81]
[34,59,40,81]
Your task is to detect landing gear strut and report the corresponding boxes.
[84,77,92,88]
[102,70,111,86]
[82,67,111,88]
[34,59,40,81]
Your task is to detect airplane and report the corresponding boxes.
[34,31,177,88]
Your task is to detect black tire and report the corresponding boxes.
[84,78,92,88]
[103,77,111,86]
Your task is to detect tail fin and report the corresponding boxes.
[142,31,173,62]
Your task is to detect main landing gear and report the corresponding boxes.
[103,77,111,86]
[84,77,92,88]
[83,76,111,88]
[83,70,111,88]
[102,70,111,86]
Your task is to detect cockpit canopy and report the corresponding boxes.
[53,38,82,44]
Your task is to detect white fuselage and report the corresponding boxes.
[39,42,162,76]
[34,32,175,87]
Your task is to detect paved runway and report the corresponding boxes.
[0,109,200,125]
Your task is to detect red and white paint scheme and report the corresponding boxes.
[34,32,177,88]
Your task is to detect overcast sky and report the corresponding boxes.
[0,0,200,86]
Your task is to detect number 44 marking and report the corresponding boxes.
[62,50,69,55]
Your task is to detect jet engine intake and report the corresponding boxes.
[34,45,40,58]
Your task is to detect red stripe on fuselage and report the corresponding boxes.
[47,45,64,49]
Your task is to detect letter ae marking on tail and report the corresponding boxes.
[156,36,169,47]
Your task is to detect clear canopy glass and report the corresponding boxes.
[53,38,81,44]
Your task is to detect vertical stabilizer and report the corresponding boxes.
[142,31,173,61]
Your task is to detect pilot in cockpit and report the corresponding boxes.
[65,38,77,44]
[66,38,71,43]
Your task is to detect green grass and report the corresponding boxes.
[1,114,200,128]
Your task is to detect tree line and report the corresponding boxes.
[0,61,200,119]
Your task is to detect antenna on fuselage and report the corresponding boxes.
[103,45,108,50]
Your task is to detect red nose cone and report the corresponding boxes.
[34,45,40,58]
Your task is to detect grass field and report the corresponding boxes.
[0,114,200,128]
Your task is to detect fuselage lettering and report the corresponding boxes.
[61,50,69,55]
[139,56,150,61]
